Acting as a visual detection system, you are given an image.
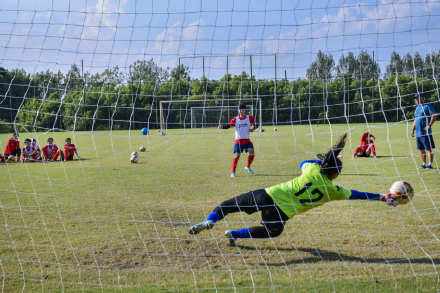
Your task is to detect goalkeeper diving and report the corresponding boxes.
[189,133,410,246]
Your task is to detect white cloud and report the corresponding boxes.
[146,21,201,68]
[81,0,128,40]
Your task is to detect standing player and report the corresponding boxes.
[42,137,61,161]
[3,133,21,162]
[189,134,409,246]
[63,138,80,161]
[411,96,437,169]
[220,104,256,178]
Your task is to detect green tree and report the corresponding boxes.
[306,51,335,81]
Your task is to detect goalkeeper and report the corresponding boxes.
[189,133,404,246]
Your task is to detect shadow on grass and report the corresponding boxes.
[342,173,378,176]
[237,245,440,266]
[375,155,408,158]
[254,174,295,177]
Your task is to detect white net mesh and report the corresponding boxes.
[0,0,440,291]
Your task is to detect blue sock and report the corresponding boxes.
[206,211,220,223]
[230,228,252,239]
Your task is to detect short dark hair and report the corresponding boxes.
[239,103,247,110]
[24,138,31,143]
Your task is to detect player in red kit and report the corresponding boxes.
[353,131,377,158]
[3,133,21,162]
[42,137,61,161]
[220,104,256,178]
[63,138,79,161]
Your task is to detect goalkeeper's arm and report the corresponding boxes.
[349,189,398,206]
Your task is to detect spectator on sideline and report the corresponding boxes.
[353,131,377,158]
[42,137,62,161]
[3,133,21,162]
[63,138,80,161]
[411,95,437,169]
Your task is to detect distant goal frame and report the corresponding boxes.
[159,98,263,134]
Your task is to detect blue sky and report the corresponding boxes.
[1,0,440,79]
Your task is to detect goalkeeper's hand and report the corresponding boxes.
[380,192,405,207]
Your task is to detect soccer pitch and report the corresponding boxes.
[0,123,439,292]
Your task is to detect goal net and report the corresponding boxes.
[0,0,439,292]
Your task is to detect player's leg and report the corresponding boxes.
[224,192,288,246]
[426,135,435,168]
[189,189,266,235]
[365,143,376,158]
[244,144,255,174]
[420,150,427,168]
[416,137,428,168]
[230,144,241,177]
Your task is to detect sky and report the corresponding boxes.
[1,0,440,79]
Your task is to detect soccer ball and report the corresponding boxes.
[389,181,414,204]
[139,145,146,152]
[130,151,139,163]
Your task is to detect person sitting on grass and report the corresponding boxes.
[3,133,21,162]
[63,138,79,161]
[22,138,41,162]
[353,131,376,158]
[42,137,62,161]
[31,138,42,160]
[189,133,408,246]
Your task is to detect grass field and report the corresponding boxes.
[0,123,439,292]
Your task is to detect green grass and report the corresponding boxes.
[0,123,439,292]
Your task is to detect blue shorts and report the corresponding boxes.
[233,142,254,154]
[416,135,435,151]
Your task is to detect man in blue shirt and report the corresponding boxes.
[411,96,437,169]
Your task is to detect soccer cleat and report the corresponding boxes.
[244,167,255,175]
[230,172,236,178]
[426,164,433,169]
[224,230,236,247]
[188,220,214,235]
[421,164,427,169]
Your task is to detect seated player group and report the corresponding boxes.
[1,133,80,163]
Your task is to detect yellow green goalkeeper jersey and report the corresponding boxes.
[265,163,351,218]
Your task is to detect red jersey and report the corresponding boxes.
[64,143,77,159]
[42,144,59,159]
[228,114,256,145]
[4,138,20,155]
[360,132,375,145]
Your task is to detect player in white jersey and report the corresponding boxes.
[220,104,256,177]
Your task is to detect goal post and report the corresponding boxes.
[190,105,254,128]
[159,98,262,134]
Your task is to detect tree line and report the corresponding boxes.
[0,50,439,132]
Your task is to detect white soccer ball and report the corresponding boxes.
[389,181,414,204]
[130,151,139,163]
[139,145,146,152]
